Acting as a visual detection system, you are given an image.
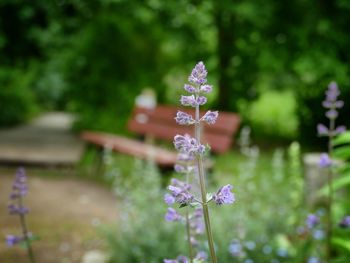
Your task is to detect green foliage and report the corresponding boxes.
[0,67,38,126]
[242,90,298,140]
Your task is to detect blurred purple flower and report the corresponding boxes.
[175,111,195,125]
[317,124,329,136]
[326,109,338,119]
[200,85,212,93]
[339,215,350,228]
[195,251,208,261]
[229,239,245,257]
[6,235,23,247]
[334,125,346,135]
[184,84,197,93]
[307,256,320,263]
[164,193,176,205]
[201,111,219,125]
[188,61,207,85]
[319,153,331,168]
[174,134,205,156]
[165,208,183,222]
[213,184,235,205]
[306,214,320,229]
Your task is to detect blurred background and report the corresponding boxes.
[1,0,350,262]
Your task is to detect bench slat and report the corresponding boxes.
[81,131,177,167]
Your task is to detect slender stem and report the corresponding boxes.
[18,196,36,263]
[185,172,194,263]
[185,209,194,263]
[195,102,218,263]
[326,117,335,262]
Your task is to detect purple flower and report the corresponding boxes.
[229,239,244,257]
[339,215,350,228]
[174,134,205,156]
[201,110,219,125]
[180,95,197,107]
[164,256,188,263]
[188,61,207,85]
[167,179,194,205]
[334,125,346,135]
[319,153,331,168]
[306,214,320,229]
[177,152,194,162]
[195,251,208,261]
[184,84,197,93]
[326,109,338,119]
[175,111,195,125]
[8,204,29,215]
[165,208,183,222]
[213,184,235,205]
[164,193,176,205]
[6,235,23,247]
[307,256,320,263]
[317,124,329,136]
[200,85,212,93]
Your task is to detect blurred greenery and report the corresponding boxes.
[0,0,350,141]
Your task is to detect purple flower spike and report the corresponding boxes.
[339,215,350,228]
[213,184,235,205]
[175,111,195,125]
[184,84,197,93]
[165,208,183,222]
[201,111,219,125]
[319,153,332,168]
[200,85,212,93]
[188,61,207,85]
[306,214,320,229]
[317,124,329,136]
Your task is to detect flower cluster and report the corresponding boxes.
[6,168,31,247]
[317,82,345,167]
[165,62,235,263]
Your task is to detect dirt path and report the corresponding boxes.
[0,112,84,166]
[0,168,118,263]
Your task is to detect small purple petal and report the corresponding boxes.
[317,123,329,136]
[326,109,338,119]
[196,96,207,106]
[201,110,219,125]
[180,95,197,107]
[306,214,320,229]
[175,111,194,125]
[339,215,350,228]
[164,193,176,205]
[184,84,197,93]
[213,184,235,205]
[200,85,212,93]
[334,125,346,135]
[165,208,182,222]
[319,153,332,168]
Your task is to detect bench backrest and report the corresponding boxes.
[127,105,240,154]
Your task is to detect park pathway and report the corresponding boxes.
[0,112,84,166]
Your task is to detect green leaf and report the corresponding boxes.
[332,237,350,251]
[333,146,350,159]
[318,172,350,195]
[333,132,350,146]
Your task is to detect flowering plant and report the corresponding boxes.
[164,62,235,263]
[6,168,36,263]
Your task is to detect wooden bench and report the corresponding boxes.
[81,104,240,168]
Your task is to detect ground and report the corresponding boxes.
[0,167,118,263]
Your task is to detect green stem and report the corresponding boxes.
[19,196,36,263]
[326,117,335,263]
[195,102,218,263]
[185,172,194,263]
